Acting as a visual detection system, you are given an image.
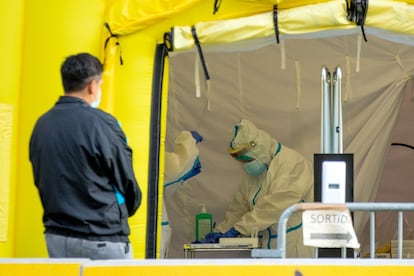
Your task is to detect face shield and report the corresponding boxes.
[228,119,278,167]
[227,141,257,163]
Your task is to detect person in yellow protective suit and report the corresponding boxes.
[161,130,202,258]
[200,119,313,258]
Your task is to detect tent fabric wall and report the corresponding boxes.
[164,34,414,257]
[361,80,414,251]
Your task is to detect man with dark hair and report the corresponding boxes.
[29,52,142,260]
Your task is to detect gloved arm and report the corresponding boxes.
[164,131,201,185]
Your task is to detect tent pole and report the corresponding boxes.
[333,66,343,153]
[321,66,331,153]
[146,43,168,259]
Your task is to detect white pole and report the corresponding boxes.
[332,66,343,153]
[321,66,331,153]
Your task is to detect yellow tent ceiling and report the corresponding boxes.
[103,0,414,65]
[104,0,414,37]
[104,0,333,35]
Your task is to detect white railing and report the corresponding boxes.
[252,202,414,259]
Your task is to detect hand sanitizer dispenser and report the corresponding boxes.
[195,205,212,240]
[322,160,346,203]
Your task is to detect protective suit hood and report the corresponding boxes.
[228,119,277,166]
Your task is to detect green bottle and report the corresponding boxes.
[195,205,212,240]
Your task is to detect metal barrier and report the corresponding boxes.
[252,202,414,259]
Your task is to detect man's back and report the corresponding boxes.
[30,52,141,259]
[30,96,141,241]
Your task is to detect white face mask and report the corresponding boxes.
[91,89,101,108]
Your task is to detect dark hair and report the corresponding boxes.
[60,53,103,92]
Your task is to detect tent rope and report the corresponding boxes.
[194,54,201,98]
[395,55,410,81]
[295,60,301,110]
[272,5,280,44]
[356,34,362,72]
[280,40,286,70]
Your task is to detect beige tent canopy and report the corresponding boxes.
[104,0,414,258]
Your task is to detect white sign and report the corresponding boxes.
[302,209,360,249]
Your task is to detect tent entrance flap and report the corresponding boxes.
[146,43,168,259]
[162,32,414,258]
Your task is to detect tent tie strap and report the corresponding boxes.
[273,5,280,44]
[391,143,414,150]
[104,22,123,65]
[213,0,222,14]
[346,0,369,42]
[191,26,210,80]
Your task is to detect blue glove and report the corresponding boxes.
[222,227,240,238]
[193,232,223,244]
[190,131,203,143]
[194,228,240,244]
[204,231,223,243]
[180,157,201,182]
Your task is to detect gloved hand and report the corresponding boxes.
[204,231,224,243]
[191,231,222,244]
[181,157,201,182]
[222,227,240,238]
[190,131,203,144]
[193,228,240,244]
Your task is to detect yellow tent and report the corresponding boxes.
[103,0,414,258]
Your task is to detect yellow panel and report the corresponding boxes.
[0,262,83,276]
[15,0,105,257]
[110,32,158,258]
[0,104,13,242]
[365,1,414,34]
[83,264,414,276]
[105,0,202,35]
[0,0,24,102]
[0,0,24,257]
[225,0,334,10]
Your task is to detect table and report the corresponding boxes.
[183,243,258,258]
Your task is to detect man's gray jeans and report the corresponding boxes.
[45,233,133,260]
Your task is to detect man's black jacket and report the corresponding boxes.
[30,96,141,242]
